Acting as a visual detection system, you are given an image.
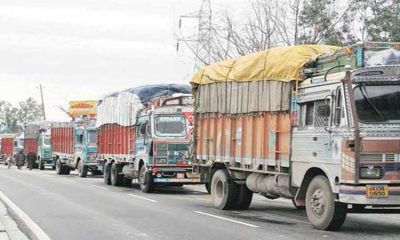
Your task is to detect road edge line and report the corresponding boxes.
[0,191,51,240]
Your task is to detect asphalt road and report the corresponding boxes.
[0,165,399,240]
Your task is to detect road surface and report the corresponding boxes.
[0,165,399,240]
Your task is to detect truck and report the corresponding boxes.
[52,121,99,177]
[0,134,17,164]
[97,84,200,192]
[191,42,400,230]
[24,122,53,170]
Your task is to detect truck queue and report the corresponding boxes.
[1,42,400,231]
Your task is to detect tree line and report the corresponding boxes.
[184,0,400,64]
[0,98,44,134]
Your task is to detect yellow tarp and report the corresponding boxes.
[191,45,340,85]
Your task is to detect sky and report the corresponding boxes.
[0,0,246,121]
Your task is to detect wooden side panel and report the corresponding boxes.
[24,138,38,155]
[51,126,74,154]
[1,138,14,156]
[97,124,135,155]
[194,112,291,172]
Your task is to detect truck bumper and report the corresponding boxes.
[339,185,400,205]
[150,167,201,185]
[86,162,101,171]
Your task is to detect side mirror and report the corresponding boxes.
[317,104,330,118]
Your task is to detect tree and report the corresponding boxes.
[365,0,400,41]
[17,98,44,126]
[0,98,44,133]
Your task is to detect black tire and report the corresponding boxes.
[55,159,63,175]
[77,161,88,178]
[292,199,305,210]
[91,170,102,176]
[205,183,211,194]
[139,165,153,193]
[305,176,347,231]
[39,160,45,170]
[234,184,253,210]
[122,177,133,187]
[211,170,239,210]
[110,162,123,186]
[63,165,71,175]
[103,162,111,185]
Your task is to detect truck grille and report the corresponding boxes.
[360,153,397,162]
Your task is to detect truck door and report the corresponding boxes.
[292,94,334,174]
[135,120,151,163]
[74,130,84,165]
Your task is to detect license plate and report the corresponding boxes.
[366,185,389,198]
[177,173,185,179]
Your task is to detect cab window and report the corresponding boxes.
[301,100,330,128]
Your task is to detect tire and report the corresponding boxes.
[305,175,347,231]
[39,160,45,170]
[122,177,133,187]
[211,170,239,210]
[205,183,211,194]
[292,199,305,210]
[234,184,253,210]
[139,165,153,193]
[110,162,123,186]
[77,161,88,178]
[56,159,63,175]
[63,165,71,175]
[103,162,111,185]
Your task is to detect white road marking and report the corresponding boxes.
[0,191,52,240]
[128,194,158,203]
[90,184,108,190]
[194,211,259,228]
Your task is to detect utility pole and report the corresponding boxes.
[39,84,46,120]
[177,0,213,70]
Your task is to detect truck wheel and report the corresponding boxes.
[56,159,63,175]
[103,162,111,185]
[211,170,239,210]
[234,184,253,210]
[77,161,88,178]
[122,177,133,187]
[139,165,153,193]
[305,175,347,230]
[205,183,211,194]
[63,166,71,175]
[39,161,45,170]
[110,162,123,186]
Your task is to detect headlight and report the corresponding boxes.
[360,166,384,179]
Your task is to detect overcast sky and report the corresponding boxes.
[0,0,247,121]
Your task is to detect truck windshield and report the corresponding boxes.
[87,131,97,145]
[43,137,51,146]
[154,115,186,137]
[354,85,400,123]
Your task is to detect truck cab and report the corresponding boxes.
[73,125,99,177]
[291,42,400,229]
[133,96,196,191]
[37,131,53,169]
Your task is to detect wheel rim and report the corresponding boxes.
[111,165,115,183]
[215,180,224,199]
[56,160,60,172]
[78,162,82,174]
[310,188,326,216]
[139,168,145,185]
